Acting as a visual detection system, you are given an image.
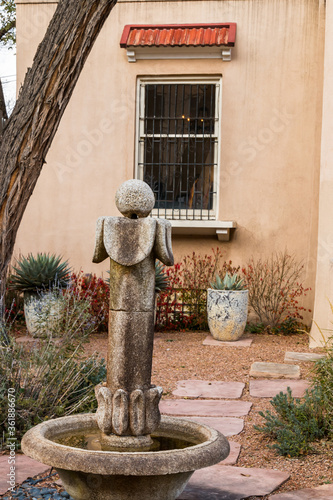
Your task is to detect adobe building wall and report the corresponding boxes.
[15,0,325,329]
[310,0,333,346]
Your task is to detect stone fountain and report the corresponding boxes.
[21,180,230,500]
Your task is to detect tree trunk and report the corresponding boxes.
[0,0,118,316]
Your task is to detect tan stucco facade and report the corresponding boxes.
[310,0,333,346]
[14,0,331,342]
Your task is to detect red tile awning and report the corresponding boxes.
[120,23,236,48]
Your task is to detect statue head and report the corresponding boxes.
[115,180,155,219]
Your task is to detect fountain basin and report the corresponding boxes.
[21,413,229,500]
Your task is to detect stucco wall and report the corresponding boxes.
[310,0,333,346]
[14,0,325,324]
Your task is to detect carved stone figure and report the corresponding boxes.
[92,180,173,446]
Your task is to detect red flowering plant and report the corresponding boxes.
[69,271,109,332]
[156,248,239,331]
[242,251,311,333]
[4,287,25,323]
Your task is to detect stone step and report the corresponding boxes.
[249,379,310,398]
[173,380,245,399]
[220,441,241,465]
[250,362,300,379]
[160,399,252,417]
[284,351,326,363]
[178,464,290,500]
[269,483,333,499]
[203,335,253,347]
[184,416,244,436]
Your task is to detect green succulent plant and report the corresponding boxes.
[8,253,71,293]
[210,272,246,291]
[155,261,170,293]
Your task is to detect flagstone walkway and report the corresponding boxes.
[1,336,331,499]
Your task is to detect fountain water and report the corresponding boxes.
[21,180,230,500]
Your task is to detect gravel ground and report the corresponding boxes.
[0,469,73,499]
[2,329,331,499]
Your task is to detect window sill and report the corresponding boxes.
[170,220,236,241]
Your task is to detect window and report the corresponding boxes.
[136,77,221,220]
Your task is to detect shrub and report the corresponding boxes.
[28,283,103,342]
[254,386,329,457]
[69,272,109,332]
[0,289,106,445]
[4,287,24,323]
[242,252,310,329]
[255,306,333,457]
[311,311,333,428]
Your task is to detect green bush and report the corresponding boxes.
[312,343,333,428]
[255,386,329,457]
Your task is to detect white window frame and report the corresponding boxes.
[135,75,222,221]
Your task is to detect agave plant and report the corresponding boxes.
[155,261,170,293]
[9,253,71,293]
[210,272,246,291]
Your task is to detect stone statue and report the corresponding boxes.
[92,179,173,448]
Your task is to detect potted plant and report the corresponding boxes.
[207,272,248,341]
[8,253,71,337]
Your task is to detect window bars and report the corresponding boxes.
[138,82,219,220]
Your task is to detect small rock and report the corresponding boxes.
[40,488,55,494]
[30,487,44,497]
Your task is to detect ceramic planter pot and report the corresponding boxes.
[24,291,62,337]
[207,289,249,341]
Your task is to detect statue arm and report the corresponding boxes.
[154,219,174,266]
[92,217,109,263]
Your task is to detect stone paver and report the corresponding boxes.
[284,351,326,363]
[160,399,252,417]
[249,379,310,398]
[0,455,49,495]
[178,465,290,500]
[269,483,333,499]
[185,416,244,436]
[220,441,241,465]
[250,362,300,379]
[203,335,253,347]
[173,380,245,399]
[15,335,35,344]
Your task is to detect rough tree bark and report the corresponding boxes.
[0,0,118,312]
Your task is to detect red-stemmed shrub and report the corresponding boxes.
[242,252,311,330]
[69,271,109,332]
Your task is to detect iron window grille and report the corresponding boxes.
[137,79,220,220]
